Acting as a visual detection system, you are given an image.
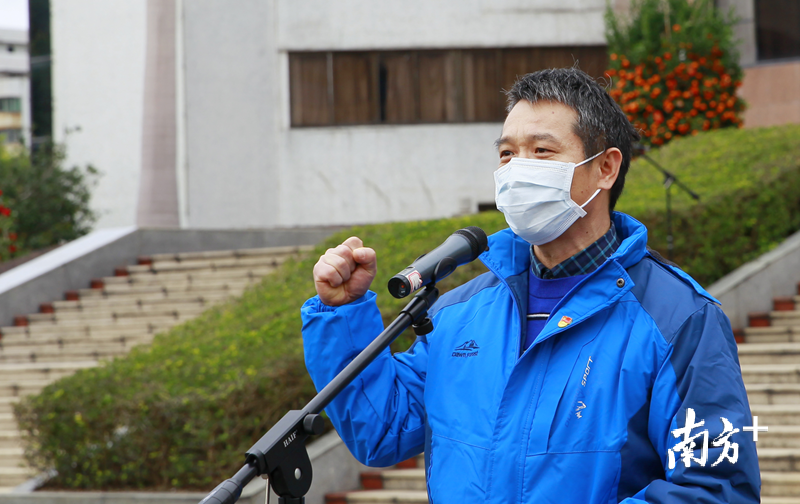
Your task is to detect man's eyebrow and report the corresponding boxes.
[494,133,563,149]
[493,136,510,149]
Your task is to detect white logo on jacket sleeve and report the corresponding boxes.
[575,401,587,418]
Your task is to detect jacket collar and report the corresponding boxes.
[480,212,649,281]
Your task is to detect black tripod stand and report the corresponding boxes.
[635,145,701,261]
[198,284,441,504]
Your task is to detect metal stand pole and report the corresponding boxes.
[199,285,440,504]
[636,148,701,262]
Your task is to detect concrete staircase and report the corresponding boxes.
[325,457,427,504]
[0,245,310,491]
[742,289,800,503]
[324,285,800,503]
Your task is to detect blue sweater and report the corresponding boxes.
[525,270,586,350]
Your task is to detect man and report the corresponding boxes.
[302,68,760,503]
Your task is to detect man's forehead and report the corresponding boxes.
[497,101,578,146]
[494,132,562,148]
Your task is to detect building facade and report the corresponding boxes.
[717,0,800,127]
[49,0,799,231]
[0,28,30,148]
[50,0,611,230]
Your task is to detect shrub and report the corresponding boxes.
[0,142,98,255]
[15,123,800,489]
[0,190,18,260]
[605,0,745,146]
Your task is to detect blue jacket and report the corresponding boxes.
[301,213,760,503]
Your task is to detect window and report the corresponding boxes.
[756,0,800,61]
[289,46,608,127]
[0,98,21,113]
[0,129,22,144]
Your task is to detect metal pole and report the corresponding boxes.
[665,177,674,261]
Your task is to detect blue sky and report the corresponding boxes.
[0,0,28,31]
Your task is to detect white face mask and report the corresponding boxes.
[494,151,604,246]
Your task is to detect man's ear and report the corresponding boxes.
[597,148,623,190]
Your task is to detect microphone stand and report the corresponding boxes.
[198,284,440,504]
[635,145,700,261]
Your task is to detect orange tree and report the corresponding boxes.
[604,0,745,146]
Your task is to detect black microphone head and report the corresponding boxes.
[387,226,488,299]
[454,226,488,259]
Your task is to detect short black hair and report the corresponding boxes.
[506,68,640,212]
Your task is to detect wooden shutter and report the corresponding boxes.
[419,51,463,122]
[382,52,419,123]
[463,49,504,122]
[333,52,377,124]
[289,53,332,127]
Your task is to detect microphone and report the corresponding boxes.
[388,227,488,299]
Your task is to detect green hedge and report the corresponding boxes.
[617,123,800,284]
[14,123,800,489]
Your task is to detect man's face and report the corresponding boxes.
[495,100,599,209]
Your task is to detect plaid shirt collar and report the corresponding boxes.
[530,222,620,279]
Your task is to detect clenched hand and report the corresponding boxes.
[313,236,377,306]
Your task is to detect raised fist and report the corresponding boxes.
[313,236,378,306]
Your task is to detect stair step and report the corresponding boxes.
[101,267,274,286]
[148,245,310,263]
[362,469,426,491]
[739,343,800,365]
[0,345,145,364]
[0,466,34,487]
[1,333,152,349]
[763,471,800,498]
[750,404,800,425]
[760,426,800,449]
[0,413,20,431]
[383,469,425,491]
[771,311,800,328]
[0,361,97,377]
[76,283,247,299]
[743,326,800,344]
[26,312,195,328]
[0,380,55,397]
[742,365,800,384]
[759,449,800,472]
[50,292,233,311]
[0,430,22,449]
[328,490,428,504]
[0,447,24,468]
[8,319,167,333]
[98,278,254,294]
[747,384,800,404]
[0,323,178,342]
[125,256,287,275]
[0,398,19,416]
[27,307,206,324]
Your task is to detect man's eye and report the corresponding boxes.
[535,147,549,154]
[500,150,513,158]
